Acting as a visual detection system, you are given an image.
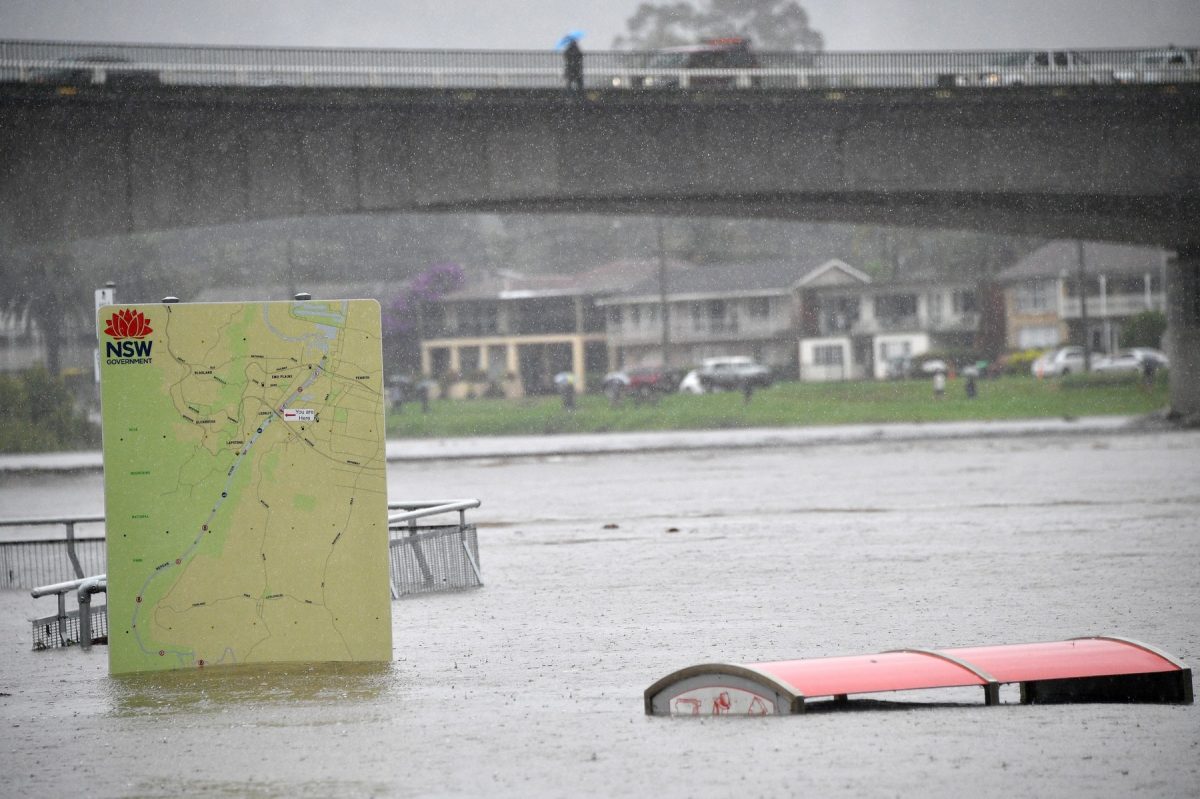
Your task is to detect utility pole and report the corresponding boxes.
[1076,240,1091,372]
[657,217,670,368]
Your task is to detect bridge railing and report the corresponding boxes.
[1,41,1196,90]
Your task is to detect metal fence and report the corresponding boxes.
[1,538,106,589]
[387,500,483,598]
[32,602,107,650]
[12,499,483,649]
[1,40,1196,90]
[0,514,106,589]
[390,523,482,597]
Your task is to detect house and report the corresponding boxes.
[998,241,1168,353]
[419,260,690,397]
[600,257,987,382]
[796,264,985,381]
[598,258,824,376]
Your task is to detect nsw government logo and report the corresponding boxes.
[104,309,154,365]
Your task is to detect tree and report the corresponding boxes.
[0,244,92,378]
[1120,310,1167,349]
[383,263,466,373]
[613,0,824,51]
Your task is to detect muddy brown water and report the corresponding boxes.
[2,431,1198,797]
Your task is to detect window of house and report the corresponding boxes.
[458,303,498,336]
[458,346,481,375]
[608,307,623,328]
[748,297,770,318]
[813,344,844,366]
[709,300,726,324]
[875,294,918,320]
[1113,277,1143,295]
[1015,280,1053,313]
[927,293,943,323]
[1017,325,1060,349]
[952,290,977,313]
[630,305,641,327]
[429,347,451,377]
[880,340,912,361]
[691,303,704,330]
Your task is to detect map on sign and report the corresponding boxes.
[98,300,392,674]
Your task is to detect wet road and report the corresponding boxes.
[2,430,1199,797]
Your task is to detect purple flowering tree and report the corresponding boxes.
[384,262,465,373]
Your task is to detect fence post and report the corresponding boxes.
[65,521,84,579]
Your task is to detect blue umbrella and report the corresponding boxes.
[556,30,586,50]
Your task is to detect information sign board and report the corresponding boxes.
[98,299,391,674]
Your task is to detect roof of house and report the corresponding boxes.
[998,241,1168,282]
[442,259,694,302]
[605,257,869,302]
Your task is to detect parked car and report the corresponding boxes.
[604,366,678,398]
[1031,346,1087,377]
[974,50,1102,87]
[696,356,772,391]
[614,38,760,89]
[678,369,705,394]
[1092,348,1169,374]
[31,54,160,87]
[1113,48,1197,84]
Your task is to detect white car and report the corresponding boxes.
[1093,348,1169,374]
[696,356,773,391]
[1031,346,1087,377]
[678,370,705,394]
[1113,49,1196,84]
[975,50,1104,87]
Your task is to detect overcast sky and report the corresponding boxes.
[3,0,1198,51]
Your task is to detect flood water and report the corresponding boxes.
[2,430,1199,797]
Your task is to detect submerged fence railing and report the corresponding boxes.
[9,499,483,649]
[1,41,1196,90]
[0,514,106,589]
[388,499,483,598]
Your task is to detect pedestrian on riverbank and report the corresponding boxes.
[556,371,577,411]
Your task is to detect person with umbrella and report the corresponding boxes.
[560,32,584,91]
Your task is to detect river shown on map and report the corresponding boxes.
[1,429,1198,797]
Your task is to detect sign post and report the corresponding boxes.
[93,283,115,384]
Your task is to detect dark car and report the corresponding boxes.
[31,55,160,88]
[615,38,760,89]
[603,366,681,401]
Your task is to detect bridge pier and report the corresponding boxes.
[1166,250,1200,420]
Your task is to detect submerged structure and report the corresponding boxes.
[645,637,1193,716]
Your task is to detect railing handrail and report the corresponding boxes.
[21,498,482,594]
[388,499,481,526]
[31,574,107,598]
[0,514,105,527]
[1,503,479,530]
[1,41,1196,90]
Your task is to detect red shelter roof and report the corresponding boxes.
[645,636,1192,716]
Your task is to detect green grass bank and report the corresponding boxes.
[386,374,1168,438]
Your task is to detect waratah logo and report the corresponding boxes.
[104,309,154,361]
[104,309,153,339]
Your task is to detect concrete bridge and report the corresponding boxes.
[1,43,1198,414]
